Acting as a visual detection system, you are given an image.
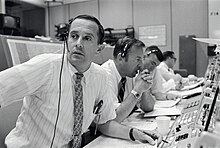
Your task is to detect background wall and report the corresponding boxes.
[47,0,208,77]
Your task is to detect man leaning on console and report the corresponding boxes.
[0,14,199,148]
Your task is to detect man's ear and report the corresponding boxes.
[96,44,105,54]
[117,53,124,62]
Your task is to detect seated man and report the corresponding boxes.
[101,36,153,122]
[127,46,178,113]
[158,51,197,90]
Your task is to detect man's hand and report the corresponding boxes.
[166,93,180,100]
[133,128,162,146]
[134,69,152,94]
[188,74,198,81]
[175,81,184,90]
[174,74,182,82]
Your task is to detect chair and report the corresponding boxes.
[0,101,23,148]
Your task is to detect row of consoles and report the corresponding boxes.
[159,54,220,148]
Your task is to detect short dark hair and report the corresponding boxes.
[113,36,145,60]
[145,45,164,62]
[163,51,175,60]
[69,14,105,44]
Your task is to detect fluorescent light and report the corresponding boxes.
[147,36,158,39]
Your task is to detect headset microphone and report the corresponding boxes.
[55,23,70,52]
[55,23,69,41]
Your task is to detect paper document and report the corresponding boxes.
[154,98,181,108]
[122,120,157,131]
[168,86,203,99]
[144,106,181,118]
[83,135,157,148]
[181,78,204,91]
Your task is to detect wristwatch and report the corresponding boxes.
[131,90,141,99]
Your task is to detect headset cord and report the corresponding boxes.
[50,36,68,148]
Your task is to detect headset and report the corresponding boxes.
[55,23,70,41]
[120,38,137,58]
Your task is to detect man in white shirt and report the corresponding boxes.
[140,46,174,101]
[0,15,161,148]
[158,51,197,90]
[158,51,182,82]
[132,46,178,113]
[101,36,153,122]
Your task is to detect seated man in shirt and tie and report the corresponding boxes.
[127,46,178,113]
[0,14,161,148]
[157,51,198,90]
[101,36,153,122]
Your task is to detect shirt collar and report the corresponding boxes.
[67,58,91,84]
[161,61,169,71]
[111,60,123,82]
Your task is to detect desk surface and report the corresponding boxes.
[84,98,190,148]
[83,113,158,148]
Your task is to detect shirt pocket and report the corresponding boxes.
[82,113,97,133]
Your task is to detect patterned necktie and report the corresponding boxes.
[117,77,127,103]
[72,73,84,148]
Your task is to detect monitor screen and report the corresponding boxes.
[4,15,20,29]
[4,16,16,28]
[0,14,20,29]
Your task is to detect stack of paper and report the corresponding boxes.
[143,106,181,118]
[181,78,204,91]
[154,98,181,108]
[167,86,203,99]
[122,120,157,131]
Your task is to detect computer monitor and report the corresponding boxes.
[0,14,20,29]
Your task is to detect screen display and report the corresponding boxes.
[4,15,19,29]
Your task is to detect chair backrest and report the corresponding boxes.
[0,101,23,147]
[174,69,188,77]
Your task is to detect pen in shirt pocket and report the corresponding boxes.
[93,100,103,114]
[93,100,103,135]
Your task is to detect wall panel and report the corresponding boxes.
[99,0,132,29]
[49,5,69,38]
[172,0,208,76]
[69,0,99,19]
[133,0,171,52]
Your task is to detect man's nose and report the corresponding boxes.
[76,44,83,48]
[138,63,144,71]
[75,38,83,48]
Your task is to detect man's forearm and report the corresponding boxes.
[98,120,130,140]
[98,120,159,146]
[140,92,155,112]
[114,93,139,123]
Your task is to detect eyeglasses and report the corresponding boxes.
[171,57,177,62]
